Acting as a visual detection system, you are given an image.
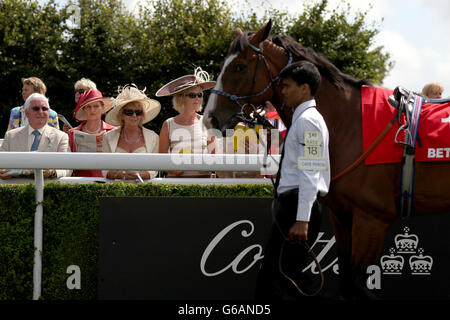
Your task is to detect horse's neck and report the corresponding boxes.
[267,49,292,126]
[316,80,363,174]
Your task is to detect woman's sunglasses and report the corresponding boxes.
[75,89,85,94]
[123,109,143,116]
[184,92,203,99]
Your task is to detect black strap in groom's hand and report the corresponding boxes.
[273,127,290,198]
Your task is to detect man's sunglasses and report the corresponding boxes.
[123,109,143,116]
[184,92,203,99]
[31,106,49,112]
[75,89,85,94]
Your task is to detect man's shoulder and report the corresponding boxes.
[9,106,22,116]
[292,109,328,139]
[6,126,27,136]
[299,107,326,123]
[45,125,68,138]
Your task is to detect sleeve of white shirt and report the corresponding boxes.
[295,119,324,222]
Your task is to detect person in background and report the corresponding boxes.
[7,77,59,131]
[102,85,160,180]
[421,82,444,99]
[156,67,216,177]
[0,93,71,179]
[217,101,285,179]
[67,89,116,177]
[264,100,287,139]
[62,78,98,133]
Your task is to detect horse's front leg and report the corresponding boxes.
[350,208,391,299]
[329,210,353,300]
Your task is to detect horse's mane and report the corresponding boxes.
[228,31,372,89]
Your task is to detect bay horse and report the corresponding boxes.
[203,20,450,299]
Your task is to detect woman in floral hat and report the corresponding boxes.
[68,89,116,177]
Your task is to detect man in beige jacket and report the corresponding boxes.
[0,93,72,179]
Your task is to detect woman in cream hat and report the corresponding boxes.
[156,67,216,177]
[68,89,116,177]
[103,84,161,180]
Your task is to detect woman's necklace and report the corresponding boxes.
[123,129,142,144]
[83,123,102,134]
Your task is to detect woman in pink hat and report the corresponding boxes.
[68,89,116,177]
[156,67,217,177]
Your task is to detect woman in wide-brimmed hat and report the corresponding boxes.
[102,84,161,180]
[156,67,216,177]
[68,89,116,177]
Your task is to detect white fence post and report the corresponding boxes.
[32,169,44,300]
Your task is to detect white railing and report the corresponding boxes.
[0,152,280,300]
[0,152,279,172]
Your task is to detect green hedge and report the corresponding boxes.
[0,182,273,300]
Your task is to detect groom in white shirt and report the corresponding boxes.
[256,61,330,300]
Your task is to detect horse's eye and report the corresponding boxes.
[235,64,246,72]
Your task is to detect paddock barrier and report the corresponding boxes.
[1,151,450,300]
[0,152,278,300]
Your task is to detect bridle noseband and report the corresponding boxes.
[211,43,293,128]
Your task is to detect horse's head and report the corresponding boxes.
[203,20,289,133]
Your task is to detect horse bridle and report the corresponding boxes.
[210,43,293,129]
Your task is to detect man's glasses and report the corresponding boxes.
[31,106,49,112]
[75,89,85,94]
[184,92,203,99]
[123,109,143,116]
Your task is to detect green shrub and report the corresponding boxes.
[0,182,272,300]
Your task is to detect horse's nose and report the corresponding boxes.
[203,112,219,130]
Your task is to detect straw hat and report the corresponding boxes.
[105,84,161,126]
[74,89,113,121]
[155,67,216,97]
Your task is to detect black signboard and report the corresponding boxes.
[99,197,450,300]
[99,197,275,300]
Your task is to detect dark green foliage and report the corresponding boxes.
[0,182,272,299]
[0,184,35,299]
[287,0,393,84]
[0,0,392,137]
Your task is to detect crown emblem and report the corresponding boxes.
[380,248,404,275]
[409,248,433,275]
[394,227,418,253]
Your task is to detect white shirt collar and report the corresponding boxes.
[292,99,316,120]
[27,124,46,136]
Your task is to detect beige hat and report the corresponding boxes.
[105,85,161,126]
[155,67,216,97]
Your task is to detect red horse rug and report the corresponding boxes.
[361,86,450,165]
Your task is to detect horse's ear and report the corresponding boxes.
[263,19,272,40]
[235,27,243,36]
[250,19,272,45]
